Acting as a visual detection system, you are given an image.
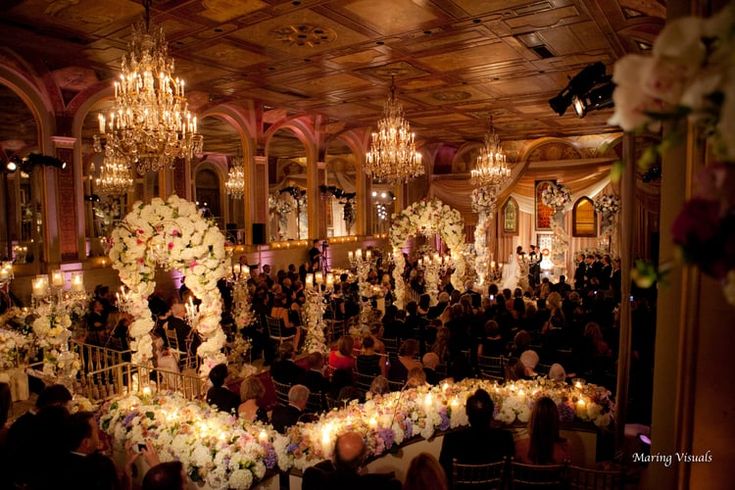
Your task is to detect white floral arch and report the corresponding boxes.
[390,198,466,308]
[108,195,229,374]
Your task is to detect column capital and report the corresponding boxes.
[254,155,267,166]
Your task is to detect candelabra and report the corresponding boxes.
[348,248,378,333]
[31,270,87,309]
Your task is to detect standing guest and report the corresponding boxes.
[271,385,310,433]
[271,342,305,385]
[238,376,268,423]
[86,299,108,346]
[388,339,422,383]
[611,257,622,303]
[3,384,72,488]
[356,335,385,376]
[59,411,119,490]
[302,432,401,490]
[405,301,429,354]
[404,453,448,490]
[308,240,323,270]
[439,389,514,483]
[206,364,240,414]
[329,335,356,371]
[514,397,571,464]
[573,254,586,291]
[422,352,441,385]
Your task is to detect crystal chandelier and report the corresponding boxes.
[471,118,511,189]
[93,0,203,176]
[92,149,134,196]
[365,77,423,184]
[225,157,245,199]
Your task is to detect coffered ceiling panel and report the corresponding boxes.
[0,0,667,148]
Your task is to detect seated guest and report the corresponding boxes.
[388,339,422,383]
[381,305,405,339]
[422,352,441,385]
[514,397,571,464]
[238,376,268,423]
[330,368,354,400]
[356,335,385,376]
[206,364,240,414]
[59,411,119,490]
[329,335,356,372]
[519,350,540,379]
[404,453,448,490]
[0,381,10,429]
[427,292,450,320]
[167,303,199,356]
[271,384,310,433]
[548,363,567,383]
[3,384,72,488]
[143,461,187,490]
[271,341,304,385]
[271,294,301,346]
[406,367,427,388]
[477,320,504,357]
[298,352,331,395]
[303,431,401,490]
[439,389,514,483]
[369,375,390,397]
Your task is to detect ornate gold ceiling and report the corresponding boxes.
[0,0,665,149]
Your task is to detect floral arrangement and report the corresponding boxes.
[594,194,621,236]
[93,196,123,236]
[70,394,98,413]
[541,182,572,211]
[103,377,613,487]
[108,195,228,373]
[100,393,287,489]
[471,186,498,214]
[302,288,329,355]
[30,302,81,378]
[390,199,466,308]
[608,4,735,305]
[232,281,255,331]
[0,328,32,370]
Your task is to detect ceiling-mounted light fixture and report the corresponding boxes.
[549,62,614,118]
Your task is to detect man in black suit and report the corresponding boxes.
[303,432,401,490]
[555,275,572,295]
[439,389,514,483]
[167,303,200,357]
[297,352,330,396]
[599,255,613,290]
[270,341,305,385]
[574,254,586,290]
[271,384,309,433]
[427,291,450,320]
[528,245,541,289]
[206,364,240,414]
[59,411,120,490]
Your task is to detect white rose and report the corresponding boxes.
[653,16,706,65]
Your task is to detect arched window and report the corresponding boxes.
[502,197,518,235]
[195,168,222,221]
[572,197,597,237]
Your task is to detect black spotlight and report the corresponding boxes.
[549,62,612,117]
[85,194,101,203]
[25,153,67,170]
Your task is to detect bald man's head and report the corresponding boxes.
[334,432,366,472]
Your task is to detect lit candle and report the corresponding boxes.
[326,273,334,288]
[71,271,84,292]
[315,272,323,285]
[50,269,64,288]
[368,416,378,428]
[348,251,354,261]
[98,114,106,134]
[490,261,496,269]
[424,393,433,407]
[258,430,268,443]
[442,382,449,393]
[366,250,372,260]
[32,275,49,297]
[305,273,314,289]
[418,258,423,267]
[355,248,362,260]
[233,264,242,275]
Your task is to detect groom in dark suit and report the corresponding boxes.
[528,245,541,289]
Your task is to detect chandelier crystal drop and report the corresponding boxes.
[365,77,423,184]
[93,0,203,176]
[93,151,134,196]
[471,118,511,189]
[225,157,245,199]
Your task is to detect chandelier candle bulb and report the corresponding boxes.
[50,270,64,288]
[315,272,323,285]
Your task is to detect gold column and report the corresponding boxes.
[252,155,268,244]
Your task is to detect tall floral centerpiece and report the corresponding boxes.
[390,199,466,309]
[108,195,229,374]
[31,302,81,379]
[302,286,329,356]
[541,183,572,264]
[607,3,735,305]
[471,186,498,286]
[594,194,621,253]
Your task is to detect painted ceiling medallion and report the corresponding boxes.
[271,24,337,47]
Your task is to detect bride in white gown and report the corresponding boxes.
[500,246,526,291]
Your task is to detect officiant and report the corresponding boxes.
[528,245,541,288]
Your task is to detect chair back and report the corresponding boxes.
[478,355,505,379]
[452,458,506,489]
[165,328,180,352]
[272,379,292,406]
[387,379,404,393]
[267,316,294,343]
[567,465,624,490]
[382,337,399,355]
[305,391,326,414]
[509,461,566,489]
[326,319,346,343]
[354,371,377,394]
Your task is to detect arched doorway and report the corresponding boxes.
[266,128,308,241]
[194,167,222,223]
